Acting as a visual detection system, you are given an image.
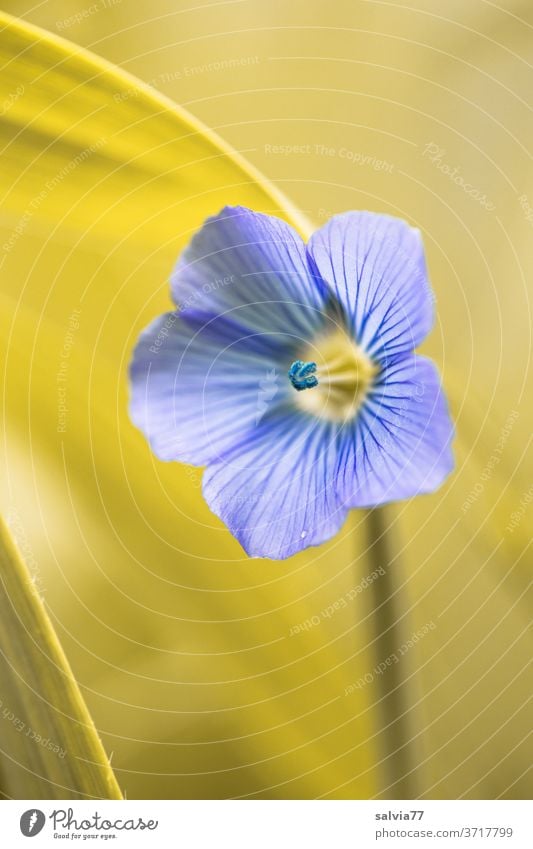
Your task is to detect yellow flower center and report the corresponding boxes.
[291,329,378,422]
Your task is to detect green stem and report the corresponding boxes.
[365,508,420,799]
[0,516,122,799]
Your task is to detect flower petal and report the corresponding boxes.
[130,310,297,465]
[335,355,454,507]
[171,206,327,338]
[202,407,348,559]
[306,212,434,359]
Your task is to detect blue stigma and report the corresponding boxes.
[288,360,318,391]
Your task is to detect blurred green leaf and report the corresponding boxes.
[0,516,122,798]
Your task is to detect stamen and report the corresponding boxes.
[290,329,378,422]
[288,360,319,392]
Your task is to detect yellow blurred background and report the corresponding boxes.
[0,0,530,799]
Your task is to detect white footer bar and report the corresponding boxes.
[1,799,530,848]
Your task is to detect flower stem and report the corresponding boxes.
[365,508,420,798]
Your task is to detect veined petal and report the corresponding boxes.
[129,310,296,465]
[202,407,348,559]
[171,206,328,338]
[306,212,434,360]
[335,355,454,507]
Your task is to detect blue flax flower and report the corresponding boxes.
[130,207,454,559]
